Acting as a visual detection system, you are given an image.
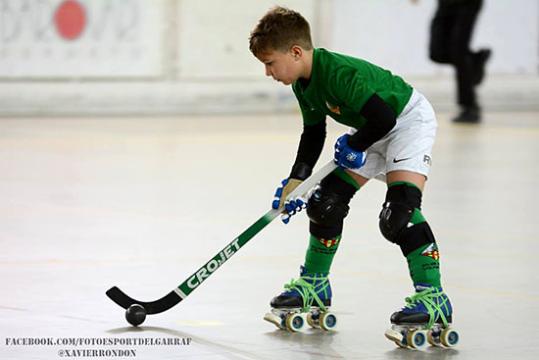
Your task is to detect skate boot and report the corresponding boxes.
[263,266,337,332]
[384,284,459,349]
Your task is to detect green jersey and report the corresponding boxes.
[292,48,413,128]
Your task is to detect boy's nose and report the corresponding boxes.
[265,65,272,77]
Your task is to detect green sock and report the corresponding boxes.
[302,169,359,275]
[398,206,442,288]
[406,242,441,288]
[303,234,342,274]
[334,167,361,190]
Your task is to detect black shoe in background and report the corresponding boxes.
[452,106,481,123]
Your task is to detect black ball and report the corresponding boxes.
[125,304,146,326]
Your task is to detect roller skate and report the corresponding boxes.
[384,284,459,349]
[263,266,337,332]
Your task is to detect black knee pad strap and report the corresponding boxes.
[384,183,422,209]
[398,222,436,256]
[309,221,343,240]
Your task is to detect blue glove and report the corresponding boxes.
[272,178,306,224]
[334,134,367,169]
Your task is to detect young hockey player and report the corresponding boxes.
[249,7,458,347]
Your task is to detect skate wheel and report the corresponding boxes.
[285,313,305,332]
[427,330,439,347]
[306,313,319,328]
[319,312,337,331]
[406,329,427,349]
[440,328,459,347]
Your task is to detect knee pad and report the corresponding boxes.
[379,201,414,243]
[379,183,435,255]
[307,188,350,226]
[307,173,356,239]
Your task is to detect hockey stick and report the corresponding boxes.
[106,160,338,314]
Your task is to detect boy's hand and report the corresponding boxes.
[272,178,306,224]
[334,134,367,169]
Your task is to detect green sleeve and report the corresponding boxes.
[330,67,375,113]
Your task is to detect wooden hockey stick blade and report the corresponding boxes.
[106,160,338,314]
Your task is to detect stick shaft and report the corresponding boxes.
[106,161,338,313]
[175,160,337,299]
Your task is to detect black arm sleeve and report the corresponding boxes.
[289,120,327,180]
[347,94,397,152]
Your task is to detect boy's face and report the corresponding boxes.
[256,47,304,85]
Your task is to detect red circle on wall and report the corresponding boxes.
[54,0,86,41]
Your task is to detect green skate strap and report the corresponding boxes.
[284,275,329,312]
[405,288,449,328]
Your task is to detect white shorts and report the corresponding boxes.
[349,89,437,182]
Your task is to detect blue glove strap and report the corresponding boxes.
[334,134,366,169]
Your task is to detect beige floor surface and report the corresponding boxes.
[1,111,538,359]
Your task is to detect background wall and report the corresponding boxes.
[332,0,538,76]
[0,0,537,115]
[0,0,165,78]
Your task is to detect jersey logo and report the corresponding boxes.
[325,101,341,115]
[421,243,440,261]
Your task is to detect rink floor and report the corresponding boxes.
[1,111,538,359]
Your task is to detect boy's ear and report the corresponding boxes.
[290,45,303,60]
